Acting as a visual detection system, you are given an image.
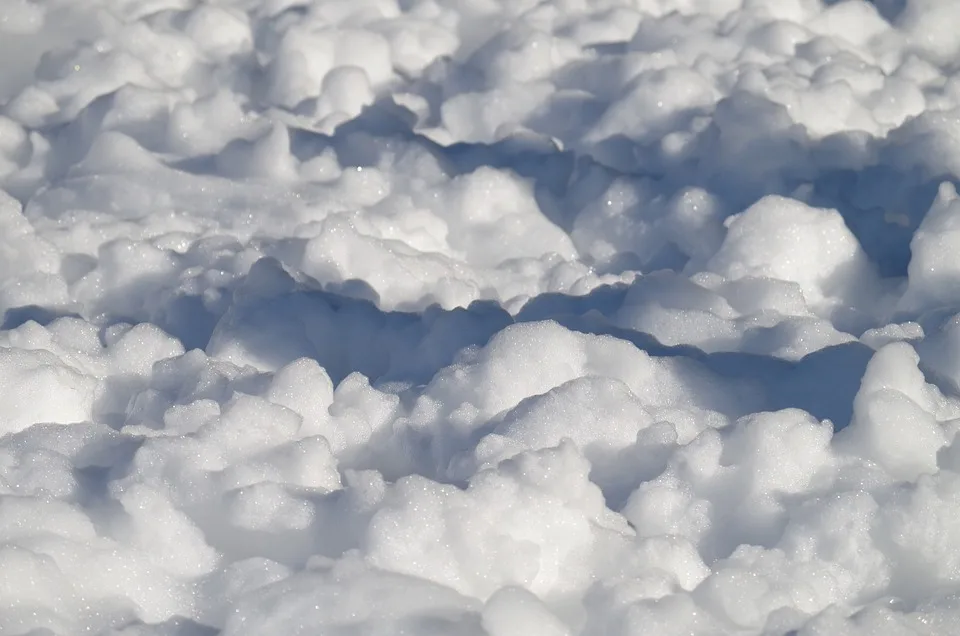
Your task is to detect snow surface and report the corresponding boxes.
[5,0,960,634]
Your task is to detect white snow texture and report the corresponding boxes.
[4,0,960,634]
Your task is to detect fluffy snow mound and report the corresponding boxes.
[5,0,960,634]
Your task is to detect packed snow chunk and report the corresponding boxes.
[73,238,180,320]
[67,130,166,180]
[902,182,960,312]
[0,496,95,545]
[223,481,316,532]
[182,5,253,61]
[107,322,185,376]
[706,195,876,311]
[376,17,459,77]
[0,188,67,314]
[586,66,716,143]
[0,545,78,634]
[620,534,711,594]
[696,93,808,197]
[265,358,335,439]
[202,393,303,464]
[664,186,727,270]
[469,376,653,472]
[116,483,219,579]
[630,411,833,558]
[328,372,401,458]
[837,342,947,480]
[116,21,199,89]
[294,215,490,311]
[884,110,960,181]
[860,322,924,350]
[855,341,945,414]
[0,116,29,177]
[722,409,834,497]
[166,89,251,156]
[4,85,59,128]
[481,586,571,636]
[420,321,589,425]
[0,416,125,479]
[478,26,582,85]
[808,0,889,48]
[0,347,96,435]
[313,65,375,122]
[623,475,712,545]
[196,557,292,627]
[216,122,299,182]
[694,543,865,630]
[714,276,810,318]
[778,72,880,139]
[220,560,480,636]
[568,174,660,269]
[612,271,740,351]
[868,76,926,130]
[0,444,79,498]
[222,433,341,494]
[137,347,261,413]
[738,314,859,361]
[438,167,577,268]
[876,472,960,597]
[366,442,627,600]
[0,0,44,35]
[898,0,960,64]
[264,25,392,109]
[915,313,960,396]
[614,273,850,361]
[778,490,889,603]
[440,83,555,144]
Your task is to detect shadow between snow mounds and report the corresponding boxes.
[0,304,83,330]
[299,96,941,280]
[22,8,953,288]
[207,257,873,432]
[22,86,949,432]
[826,0,905,21]
[167,93,952,281]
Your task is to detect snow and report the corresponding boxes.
[5,0,960,634]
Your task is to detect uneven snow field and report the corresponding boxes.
[7,0,960,634]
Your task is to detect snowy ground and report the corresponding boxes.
[4,0,960,634]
